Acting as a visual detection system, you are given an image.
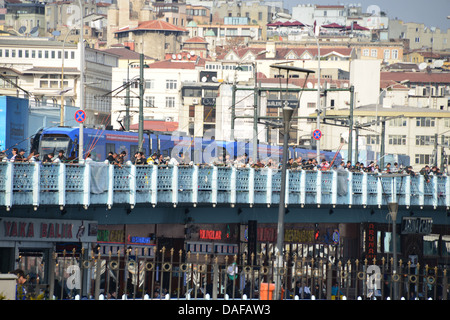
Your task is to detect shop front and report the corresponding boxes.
[0,217,98,298]
[362,216,450,266]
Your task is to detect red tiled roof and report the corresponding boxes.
[185,36,207,43]
[115,20,187,33]
[130,121,178,132]
[380,79,409,90]
[102,47,153,60]
[147,60,196,69]
[217,47,353,60]
[381,72,450,84]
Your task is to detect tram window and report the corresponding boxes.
[105,143,115,156]
[130,145,147,161]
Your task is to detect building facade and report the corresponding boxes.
[0,37,117,127]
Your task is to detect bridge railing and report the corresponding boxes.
[0,162,448,210]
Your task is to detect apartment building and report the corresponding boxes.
[389,20,450,51]
[0,37,117,127]
[110,51,203,131]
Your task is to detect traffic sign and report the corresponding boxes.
[74,110,86,123]
[313,129,322,140]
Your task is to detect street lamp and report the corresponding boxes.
[60,27,76,126]
[77,0,85,162]
[387,202,399,300]
[270,64,314,300]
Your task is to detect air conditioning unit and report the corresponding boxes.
[192,98,198,104]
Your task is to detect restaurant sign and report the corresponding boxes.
[1,218,97,243]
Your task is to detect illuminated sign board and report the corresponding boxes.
[199,229,222,240]
[366,223,377,261]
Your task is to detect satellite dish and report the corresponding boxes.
[30,26,39,37]
[187,54,191,59]
[367,5,381,16]
[18,26,27,34]
[275,12,292,20]
[177,54,182,60]
[418,62,427,71]
[433,60,444,68]
[190,51,195,56]
[307,82,313,89]
[201,76,207,82]
[212,76,217,82]
[172,54,176,59]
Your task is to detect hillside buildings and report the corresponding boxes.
[0,0,449,170]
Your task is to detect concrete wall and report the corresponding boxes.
[0,274,17,300]
[350,59,381,107]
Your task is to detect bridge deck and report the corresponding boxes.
[0,162,447,210]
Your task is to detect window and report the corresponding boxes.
[416,135,435,146]
[392,49,398,60]
[145,80,154,90]
[389,117,407,127]
[183,88,201,97]
[145,96,155,108]
[204,105,216,122]
[415,154,431,165]
[388,135,406,145]
[367,135,380,145]
[416,117,435,127]
[203,89,218,98]
[371,49,377,57]
[166,80,177,90]
[383,49,390,60]
[442,235,450,257]
[165,96,175,108]
[39,74,68,89]
[423,234,439,256]
[363,49,369,57]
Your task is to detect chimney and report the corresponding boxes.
[266,41,276,59]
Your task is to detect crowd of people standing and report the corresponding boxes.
[1,147,445,181]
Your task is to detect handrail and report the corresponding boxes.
[0,162,447,210]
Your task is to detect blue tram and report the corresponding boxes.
[33,127,342,164]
